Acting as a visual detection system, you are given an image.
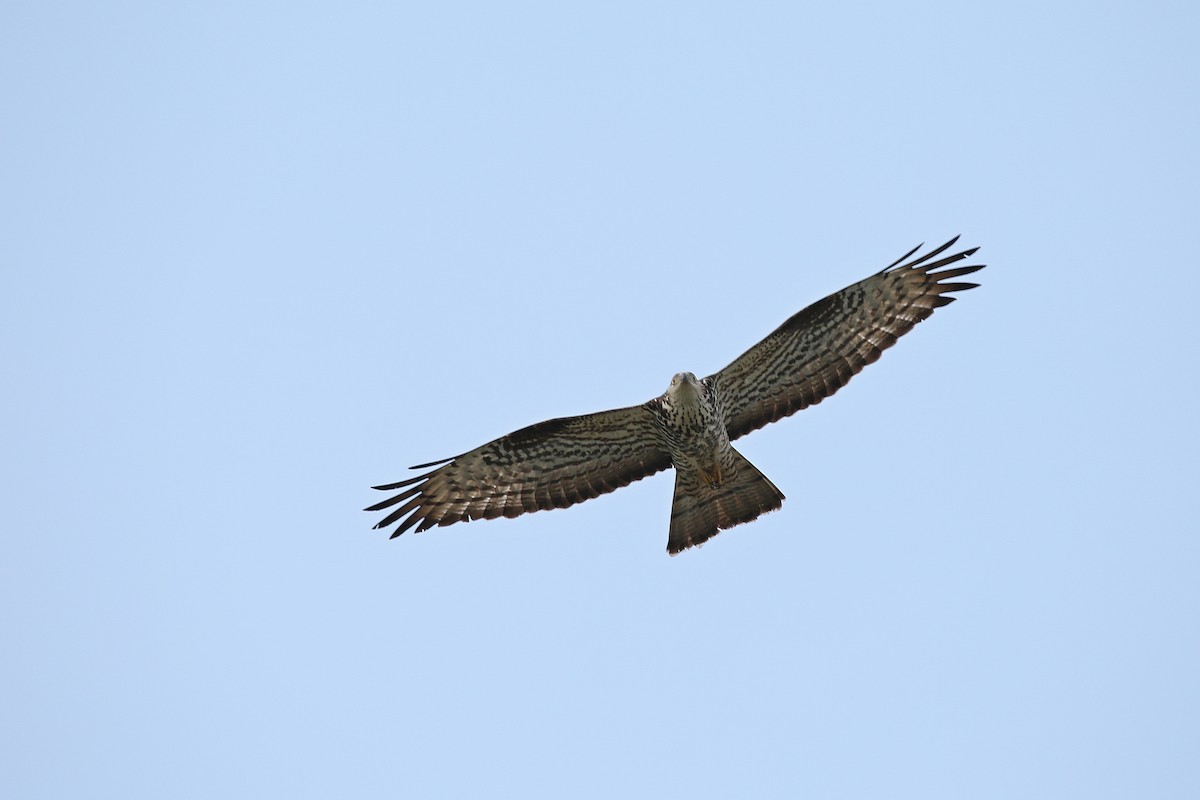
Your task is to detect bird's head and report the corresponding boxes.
[667,372,701,405]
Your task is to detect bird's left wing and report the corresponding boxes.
[709,237,984,441]
[366,403,672,537]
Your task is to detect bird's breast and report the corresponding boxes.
[661,394,730,466]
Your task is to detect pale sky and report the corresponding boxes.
[4,2,1199,798]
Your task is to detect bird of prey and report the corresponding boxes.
[367,237,983,554]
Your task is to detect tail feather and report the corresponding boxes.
[667,448,785,555]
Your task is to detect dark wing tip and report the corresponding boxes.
[932,263,986,280]
[371,475,423,491]
[884,236,974,273]
[884,242,924,271]
[409,455,456,470]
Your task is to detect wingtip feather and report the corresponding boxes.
[409,455,456,470]
[371,476,421,491]
[885,242,924,270]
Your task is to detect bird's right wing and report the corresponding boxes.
[366,403,672,537]
[709,238,984,441]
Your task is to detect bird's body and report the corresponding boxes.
[367,238,984,554]
[657,372,729,489]
[650,372,785,552]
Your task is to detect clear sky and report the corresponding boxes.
[4,1,1198,798]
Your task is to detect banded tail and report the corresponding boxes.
[667,447,785,555]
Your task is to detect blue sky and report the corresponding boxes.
[4,1,1199,797]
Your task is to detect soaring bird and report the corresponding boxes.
[366,238,984,554]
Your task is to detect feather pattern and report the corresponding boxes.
[710,237,984,441]
[365,405,672,536]
[367,237,984,553]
